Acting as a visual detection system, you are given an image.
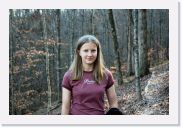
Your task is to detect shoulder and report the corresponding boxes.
[104,68,113,79]
[63,70,72,79]
[62,70,73,91]
[103,68,115,89]
[104,68,113,76]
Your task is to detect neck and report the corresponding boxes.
[83,64,93,71]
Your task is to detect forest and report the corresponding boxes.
[9,9,169,115]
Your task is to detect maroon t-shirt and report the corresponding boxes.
[61,69,114,115]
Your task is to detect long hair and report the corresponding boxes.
[69,35,106,83]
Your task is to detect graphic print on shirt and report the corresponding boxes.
[83,79,96,85]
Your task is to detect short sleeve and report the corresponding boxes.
[61,71,72,91]
[105,70,115,90]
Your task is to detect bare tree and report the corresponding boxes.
[138,9,149,77]
[127,10,134,76]
[108,9,123,85]
[9,9,14,115]
[42,9,52,114]
[91,9,95,34]
[133,9,142,101]
[56,9,61,103]
[81,10,85,35]
[70,9,76,64]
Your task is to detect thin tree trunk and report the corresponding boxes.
[9,9,14,115]
[138,9,149,77]
[91,9,95,34]
[56,9,61,103]
[70,9,76,64]
[133,9,142,101]
[127,10,133,76]
[82,10,84,35]
[42,9,52,114]
[108,9,123,85]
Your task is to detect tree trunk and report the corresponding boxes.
[127,10,134,76]
[56,9,61,103]
[24,9,30,30]
[70,9,76,64]
[133,9,142,101]
[42,9,52,114]
[108,9,123,85]
[138,9,149,77]
[82,10,84,35]
[91,9,95,34]
[9,9,14,115]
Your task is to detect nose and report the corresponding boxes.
[87,51,92,56]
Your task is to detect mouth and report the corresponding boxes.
[86,58,94,61]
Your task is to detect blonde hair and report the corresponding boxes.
[69,35,106,83]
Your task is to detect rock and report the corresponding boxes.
[140,108,161,115]
[139,98,169,115]
[144,71,169,100]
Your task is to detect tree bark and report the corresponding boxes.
[42,9,52,114]
[91,9,95,34]
[82,10,84,35]
[138,9,149,77]
[70,9,76,64]
[9,9,14,115]
[108,9,123,85]
[133,9,142,101]
[127,10,134,76]
[56,9,61,103]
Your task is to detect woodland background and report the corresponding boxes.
[9,9,169,115]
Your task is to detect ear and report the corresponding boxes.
[77,50,81,56]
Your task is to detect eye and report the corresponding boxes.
[91,49,96,52]
[83,49,88,52]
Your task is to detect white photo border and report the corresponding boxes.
[0,0,179,125]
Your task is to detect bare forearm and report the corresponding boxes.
[108,96,118,108]
[61,104,70,115]
[106,85,118,108]
[61,88,71,115]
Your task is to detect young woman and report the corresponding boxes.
[61,35,118,115]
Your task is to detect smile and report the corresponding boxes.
[86,58,94,60]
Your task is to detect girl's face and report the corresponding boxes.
[79,42,98,68]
